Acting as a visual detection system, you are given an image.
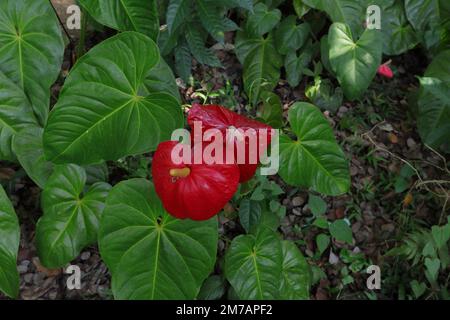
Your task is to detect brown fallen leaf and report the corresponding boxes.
[388,133,399,144]
[335,207,346,219]
[32,257,62,277]
[403,193,413,207]
[0,167,15,180]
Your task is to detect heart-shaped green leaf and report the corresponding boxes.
[328,23,382,100]
[275,16,310,55]
[279,102,350,195]
[316,234,330,255]
[0,71,37,161]
[410,280,426,298]
[417,77,450,150]
[0,185,20,298]
[0,0,64,126]
[225,227,282,299]
[79,0,160,40]
[246,3,281,36]
[381,2,418,55]
[43,32,183,165]
[36,164,111,268]
[329,219,353,244]
[431,225,450,249]
[424,257,440,281]
[99,179,218,299]
[279,241,311,299]
[235,32,282,105]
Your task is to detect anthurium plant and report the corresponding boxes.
[0,0,448,300]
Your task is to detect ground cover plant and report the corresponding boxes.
[0,0,449,300]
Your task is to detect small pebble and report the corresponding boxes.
[81,251,91,261]
[18,264,28,274]
[24,273,33,284]
[292,196,305,207]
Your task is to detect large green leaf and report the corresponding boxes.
[381,2,418,55]
[224,227,282,299]
[279,102,350,195]
[36,164,111,268]
[405,0,440,33]
[0,70,37,161]
[43,32,183,165]
[328,23,382,100]
[425,50,450,84]
[405,0,443,49]
[0,185,20,298]
[186,24,222,67]
[12,126,53,188]
[246,3,281,36]
[417,77,450,150]
[166,0,192,34]
[99,179,218,299]
[0,0,64,126]
[275,16,311,55]
[279,241,311,299]
[302,0,366,36]
[79,0,160,40]
[235,32,282,105]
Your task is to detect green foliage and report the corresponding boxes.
[0,0,64,127]
[198,275,226,300]
[43,32,183,165]
[12,126,53,188]
[416,77,450,151]
[386,218,450,298]
[235,31,282,105]
[257,92,284,128]
[36,165,111,268]
[279,102,350,195]
[0,72,38,161]
[328,23,382,100]
[0,185,20,298]
[225,227,310,299]
[162,0,248,81]
[246,3,281,37]
[79,0,160,40]
[99,179,218,299]
[329,219,353,244]
[1,0,449,302]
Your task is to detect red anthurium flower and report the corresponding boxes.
[187,104,273,183]
[152,141,240,221]
[377,63,394,79]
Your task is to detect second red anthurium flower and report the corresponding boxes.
[188,104,273,183]
[152,141,240,221]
